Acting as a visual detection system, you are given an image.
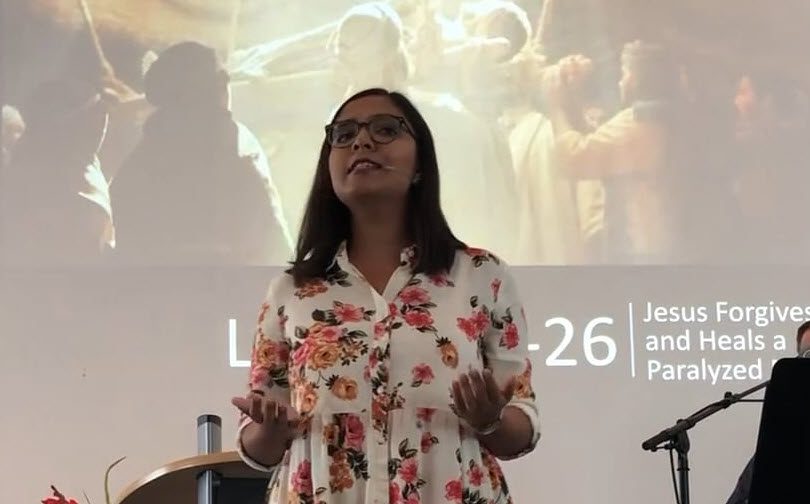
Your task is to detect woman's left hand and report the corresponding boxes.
[451,368,515,432]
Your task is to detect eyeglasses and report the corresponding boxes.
[325,114,413,148]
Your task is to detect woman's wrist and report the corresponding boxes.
[473,407,505,435]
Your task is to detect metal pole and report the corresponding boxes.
[197,414,222,504]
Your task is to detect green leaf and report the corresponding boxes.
[398,439,410,457]
[388,458,401,478]
[470,296,479,308]
[312,309,328,322]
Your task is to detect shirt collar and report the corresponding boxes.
[332,240,418,272]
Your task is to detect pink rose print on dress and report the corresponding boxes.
[411,363,435,387]
[491,278,502,302]
[501,322,520,349]
[291,460,313,495]
[333,302,364,323]
[416,407,436,423]
[399,286,431,305]
[404,310,434,329]
[467,462,485,487]
[398,457,419,484]
[390,482,402,504]
[420,431,439,453]
[343,414,365,450]
[444,478,462,502]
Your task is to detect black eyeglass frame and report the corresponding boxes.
[324,114,414,148]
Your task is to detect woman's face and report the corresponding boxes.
[327,95,417,208]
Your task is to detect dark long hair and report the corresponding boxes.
[289,88,465,285]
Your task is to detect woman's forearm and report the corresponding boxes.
[239,421,290,468]
[477,405,534,458]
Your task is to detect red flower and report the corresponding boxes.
[405,492,421,504]
[501,323,520,349]
[343,414,365,451]
[334,303,364,323]
[398,457,419,484]
[411,364,435,385]
[295,280,328,299]
[389,303,399,317]
[373,321,386,340]
[465,247,486,257]
[472,310,489,332]
[457,317,479,341]
[416,407,436,423]
[318,326,342,342]
[428,273,450,286]
[490,278,502,302]
[291,460,313,495]
[444,478,463,502]
[468,463,485,487]
[248,366,268,389]
[42,486,79,504]
[399,286,430,305]
[390,482,402,504]
[292,342,312,368]
[372,396,386,423]
[404,310,433,329]
[420,431,436,453]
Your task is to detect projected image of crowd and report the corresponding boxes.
[2,0,809,266]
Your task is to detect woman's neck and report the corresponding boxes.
[347,202,409,291]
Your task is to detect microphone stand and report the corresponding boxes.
[641,380,768,504]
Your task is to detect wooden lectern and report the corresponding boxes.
[115,451,270,504]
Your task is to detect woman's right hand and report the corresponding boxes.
[231,391,303,445]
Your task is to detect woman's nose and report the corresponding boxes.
[351,127,375,151]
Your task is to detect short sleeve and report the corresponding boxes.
[481,259,540,460]
[236,279,292,471]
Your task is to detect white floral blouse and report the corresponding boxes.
[237,244,540,504]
